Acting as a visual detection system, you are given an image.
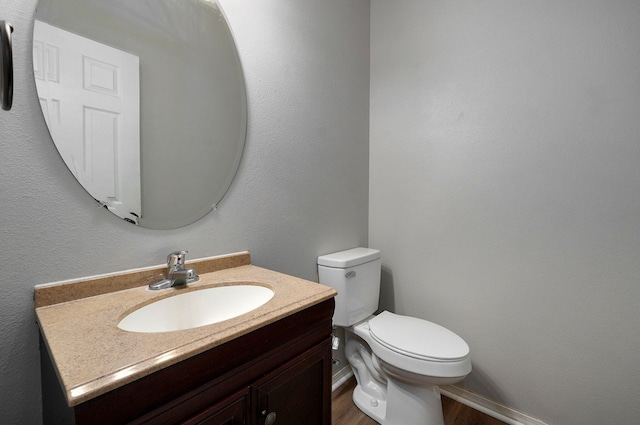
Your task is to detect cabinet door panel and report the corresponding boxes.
[252,341,331,425]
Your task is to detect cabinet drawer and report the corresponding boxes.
[182,389,247,425]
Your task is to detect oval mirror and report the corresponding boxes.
[32,0,247,229]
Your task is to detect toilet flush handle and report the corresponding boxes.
[345,271,356,278]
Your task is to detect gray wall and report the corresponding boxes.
[370,1,640,425]
[0,0,370,423]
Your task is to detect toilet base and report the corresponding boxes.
[353,379,445,425]
[352,383,387,424]
[383,378,445,425]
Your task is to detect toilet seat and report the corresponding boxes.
[353,311,472,378]
[369,311,470,362]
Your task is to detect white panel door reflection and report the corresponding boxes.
[34,20,141,223]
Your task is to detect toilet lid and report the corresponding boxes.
[368,311,469,362]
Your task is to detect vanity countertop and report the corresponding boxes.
[35,252,336,407]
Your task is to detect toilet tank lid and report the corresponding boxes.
[317,247,380,268]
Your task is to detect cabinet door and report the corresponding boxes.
[251,341,331,425]
[182,389,247,425]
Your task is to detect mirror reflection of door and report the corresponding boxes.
[33,20,141,223]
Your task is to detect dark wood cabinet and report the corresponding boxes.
[43,299,334,425]
[182,390,247,425]
[251,340,330,425]
[177,340,331,425]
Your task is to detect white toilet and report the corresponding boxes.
[318,247,471,425]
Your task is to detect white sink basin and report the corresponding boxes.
[118,285,274,333]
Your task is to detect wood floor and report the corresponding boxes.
[332,378,507,425]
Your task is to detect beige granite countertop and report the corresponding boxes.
[35,252,336,407]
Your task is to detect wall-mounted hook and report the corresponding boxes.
[1,20,14,111]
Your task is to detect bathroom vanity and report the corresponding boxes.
[35,252,336,425]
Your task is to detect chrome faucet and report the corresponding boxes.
[149,250,199,290]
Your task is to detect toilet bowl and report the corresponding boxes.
[346,312,471,425]
[318,248,471,425]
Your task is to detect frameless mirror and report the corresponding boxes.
[33,0,247,229]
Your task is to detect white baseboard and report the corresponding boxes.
[440,385,550,425]
[331,366,354,392]
[331,371,549,425]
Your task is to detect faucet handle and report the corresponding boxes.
[167,250,188,270]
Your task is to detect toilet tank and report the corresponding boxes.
[317,247,381,327]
